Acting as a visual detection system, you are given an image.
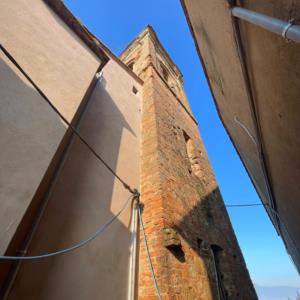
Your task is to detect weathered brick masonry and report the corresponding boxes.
[121,26,257,300]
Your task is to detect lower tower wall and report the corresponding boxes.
[139,65,257,300]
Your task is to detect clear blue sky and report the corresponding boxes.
[65,0,300,289]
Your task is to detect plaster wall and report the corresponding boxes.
[237,0,300,270]
[180,0,270,206]
[0,0,101,256]
[181,0,300,271]
[7,58,141,299]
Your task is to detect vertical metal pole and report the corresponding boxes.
[127,201,139,300]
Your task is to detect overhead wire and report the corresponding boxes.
[225,203,262,207]
[0,44,162,297]
[0,194,137,260]
[226,201,300,259]
[0,43,140,261]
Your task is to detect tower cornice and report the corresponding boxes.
[120,25,183,81]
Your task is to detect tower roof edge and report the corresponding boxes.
[119,25,183,79]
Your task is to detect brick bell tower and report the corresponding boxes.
[120,26,257,300]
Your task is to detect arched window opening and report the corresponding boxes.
[183,130,201,177]
[197,238,206,254]
[160,63,169,82]
[170,84,176,93]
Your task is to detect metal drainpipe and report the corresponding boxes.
[127,201,139,300]
[231,7,300,43]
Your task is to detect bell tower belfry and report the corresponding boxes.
[120,26,192,115]
[121,26,257,300]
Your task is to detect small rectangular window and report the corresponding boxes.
[132,86,138,94]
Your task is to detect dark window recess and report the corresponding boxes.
[160,63,169,82]
[197,238,210,256]
[170,84,177,94]
[128,61,134,70]
[206,210,214,224]
[211,245,227,300]
[197,238,203,250]
[132,86,138,94]
[163,228,185,262]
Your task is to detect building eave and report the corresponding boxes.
[44,0,109,68]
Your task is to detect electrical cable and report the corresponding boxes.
[0,194,136,260]
[234,116,257,146]
[0,44,135,195]
[138,203,162,300]
[225,203,262,207]
[225,201,300,258]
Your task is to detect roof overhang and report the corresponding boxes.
[181,0,300,272]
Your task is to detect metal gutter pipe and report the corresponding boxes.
[232,7,300,43]
[127,202,139,300]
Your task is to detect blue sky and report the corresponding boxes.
[65,0,300,289]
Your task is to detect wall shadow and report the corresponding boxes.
[0,58,139,300]
[0,54,68,294]
[172,187,258,300]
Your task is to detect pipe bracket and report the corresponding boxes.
[282,19,295,40]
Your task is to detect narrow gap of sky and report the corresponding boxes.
[65,0,300,289]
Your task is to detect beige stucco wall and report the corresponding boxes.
[237,0,300,269]
[180,0,270,207]
[0,0,101,255]
[0,0,101,121]
[181,0,300,271]
[7,58,141,300]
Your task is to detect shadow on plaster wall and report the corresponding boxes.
[0,59,138,300]
[0,54,68,293]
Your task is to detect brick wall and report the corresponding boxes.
[121,26,257,300]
